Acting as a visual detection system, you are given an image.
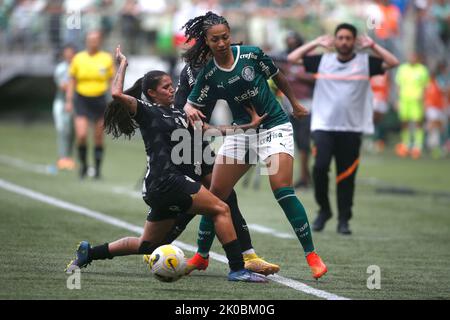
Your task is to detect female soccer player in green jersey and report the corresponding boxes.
[182,12,327,279]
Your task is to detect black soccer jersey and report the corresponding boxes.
[133,99,195,194]
[174,64,216,122]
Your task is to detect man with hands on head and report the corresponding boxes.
[288,23,399,235]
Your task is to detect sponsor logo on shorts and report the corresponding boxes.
[259,131,283,145]
[169,205,182,212]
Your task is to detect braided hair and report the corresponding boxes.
[181,11,230,68]
[104,70,168,139]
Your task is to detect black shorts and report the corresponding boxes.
[144,175,202,222]
[290,115,311,152]
[74,92,107,121]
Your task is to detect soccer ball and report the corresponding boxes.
[146,244,187,283]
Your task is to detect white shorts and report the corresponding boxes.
[426,107,445,122]
[217,123,295,163]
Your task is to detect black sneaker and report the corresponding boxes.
[337,221,352,235]
[312,211,331,232]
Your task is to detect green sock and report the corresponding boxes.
[401,128,410,147]
[414,128,424,150]
[274,187,315,255]
[197,216,216,257]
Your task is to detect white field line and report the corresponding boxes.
[0,178,349,300]
[0,154,56,175]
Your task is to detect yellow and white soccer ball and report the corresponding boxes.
[144,244,187,283]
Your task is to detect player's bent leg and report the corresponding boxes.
[199,174,280,276]
[210,156,251,200]
[66,220,175,272]
[188,186,267,283]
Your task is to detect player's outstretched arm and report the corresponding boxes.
[203,105,267,136]
[111,45,138,115]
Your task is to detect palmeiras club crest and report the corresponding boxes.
[242,66,255,81]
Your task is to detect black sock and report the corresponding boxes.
[94,146,103,177]
[226,190,253,252]
[89,243,113,261]
[78,145,87,170]
[222,239,244,272]
[164,213,195,244]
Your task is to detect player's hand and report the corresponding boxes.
[358,35,375,49]
[245,104,268,128]
[291,102,309,119]
[115,45,128,66]
[315,35,334,49]
[184,103,206,130]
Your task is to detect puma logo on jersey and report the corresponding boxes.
[234,87,259,102]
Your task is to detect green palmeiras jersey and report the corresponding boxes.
[187,45,289,129]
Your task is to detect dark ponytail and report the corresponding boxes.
[104,70,168,139]
[181,11,229,68]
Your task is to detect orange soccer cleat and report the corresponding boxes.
[395,143,409,158]
[185,252,209,275]
[306,252,328,280]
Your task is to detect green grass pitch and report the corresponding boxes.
[0,122,449,300]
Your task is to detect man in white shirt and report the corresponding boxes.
[288,23,399,234]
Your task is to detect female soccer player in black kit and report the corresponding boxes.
[65,46,267,283]
[168,63,280,276]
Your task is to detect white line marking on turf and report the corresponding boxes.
[247,224,296,239]
[0,154,56,175]
[0,178,349,300]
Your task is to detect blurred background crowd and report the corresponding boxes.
[1,0,448,61]
[0,0,449,161]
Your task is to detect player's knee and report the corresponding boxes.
[214,201,230,218]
